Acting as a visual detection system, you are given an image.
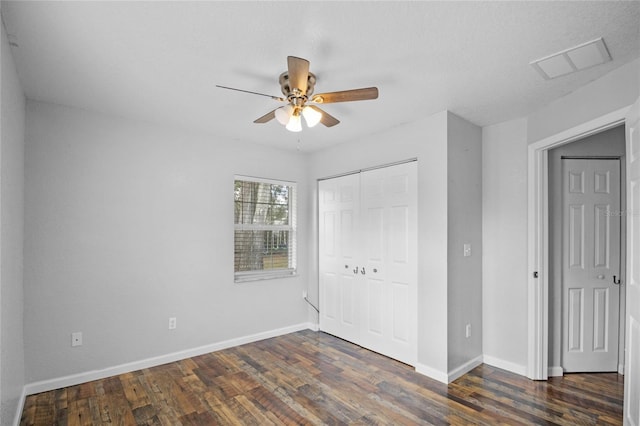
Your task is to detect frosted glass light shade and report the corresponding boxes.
[275,105,293,125]
[285,114,302,132]
[302,106,322,128]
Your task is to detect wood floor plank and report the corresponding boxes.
[251,386,312,425]
[20,330,624,425]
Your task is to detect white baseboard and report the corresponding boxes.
[23,322,316,396]
[415,355,482,384]
[417,354,522,385]
[548,365,623,377]
[12,387,27,426]
[548,366,564,377]
[533,364,624,377]
[482,355,527,377]
[415,363,449,384]
[448,355,483,383]
[548,365,624,376]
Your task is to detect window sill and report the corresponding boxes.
[234,270,297,283]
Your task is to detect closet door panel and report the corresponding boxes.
[367,278,384,335]
[360,161,418,365]
[392,281,410,343]
[319,161,417,366]
[319,174,361,343]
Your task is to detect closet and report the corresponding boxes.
[318,161,418,365]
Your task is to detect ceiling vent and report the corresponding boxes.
[530,38,611,80]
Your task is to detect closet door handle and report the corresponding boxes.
[361,267,366,275]
[353,266,359,274]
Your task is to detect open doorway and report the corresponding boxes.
[547,126,626,375]
[526,106,629,381]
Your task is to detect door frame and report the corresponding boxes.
[527,106,631,380]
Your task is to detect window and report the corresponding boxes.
[234,176,297,282]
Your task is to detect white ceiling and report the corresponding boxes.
[2,1,639,152]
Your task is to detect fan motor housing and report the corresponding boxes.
[279,71,316,98]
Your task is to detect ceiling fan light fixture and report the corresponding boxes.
[275,104,293,125]
[285,113,302,132]
[218,56,378,132]
[302,106,322,128]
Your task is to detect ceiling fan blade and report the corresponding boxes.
[216,85,285,101]
[253,109,277,124]
[287,56,310,95]
[311,87,378,104]
[308,105,340,127]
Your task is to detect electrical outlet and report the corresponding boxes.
[463,243,472,257]
[168,317,177,330]
[302,290,308,299]
[71,332,83,347]
[465,324,472,338]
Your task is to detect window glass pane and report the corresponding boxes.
[234,230,291,271]
[234,181,289,226]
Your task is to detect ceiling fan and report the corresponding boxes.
[216,56,378,132]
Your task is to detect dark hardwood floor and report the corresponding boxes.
[20,329,624,425]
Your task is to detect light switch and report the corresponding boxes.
[463,243,472,257]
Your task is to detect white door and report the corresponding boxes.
[318,173,360,344]
[624,99,640,426]
[562,158,621,372]
[318,162,418,366]
[359,163,418,365]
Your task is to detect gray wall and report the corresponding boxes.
[482,58,639,374]
[308,111,483,379]
[548,125,626,372]
[23,100,310,383]
[308,111,451,375]
[447,113,483,371]
[1,18,26,426]
[482,117,529,373]
[527,59,640,144]
[23,102,483,388]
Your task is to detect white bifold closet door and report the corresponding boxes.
[318,161,417,365]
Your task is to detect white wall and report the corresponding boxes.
[447,113,483,372]
[308,111,482,380]
[0,18,26,426]
[309,112,450,375]
[21,91,481,393]
[23,101,310,384]
[482,118,529,373]
[527,59,640,144]
[482,59,639,375]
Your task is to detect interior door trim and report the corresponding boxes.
[527,106,629,380]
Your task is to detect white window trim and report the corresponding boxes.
[234,175,297,283]
[234,269,297,283]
